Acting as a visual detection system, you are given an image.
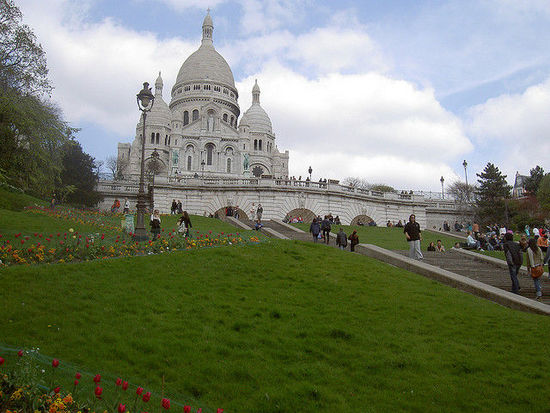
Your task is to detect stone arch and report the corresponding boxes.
[250,163,270,177]
[214,206,249,221]
[350,214,375,226]
[285,208,316,223]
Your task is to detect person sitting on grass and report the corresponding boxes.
[254,220,263,231]
[436,240,446,252]
[427,241,436,251]
[466,230,483,250]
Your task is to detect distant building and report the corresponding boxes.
[512,171,529,198]
[118,11,289,180]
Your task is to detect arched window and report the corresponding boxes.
[254,139,257,150]
[259,139,262,151]
[223,113,228,122]
[164,136,167,145]
[227,158,231,173]
[151,132,155,144]
[192,110,199,121]
[187,156,192,171]
[206,143,214,166]
[230,116,234,126]
[156,133,160,144]
[183,111,189,125]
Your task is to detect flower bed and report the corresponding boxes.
[0,348,223,413]
[0,229,260,267]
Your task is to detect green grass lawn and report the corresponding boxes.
[2,240,550,412]
[292,223,461,251]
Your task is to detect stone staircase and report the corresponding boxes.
[395,249,550,304]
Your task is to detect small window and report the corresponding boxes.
[192,110,199,121]
[223,89,228,95]
[259,139,262,151]
[165,136,167,145]
[175,139,178,146]
[230,92,235,98]
[230,116,234,126]
[254,139,257,150]
[223,113,228,122]
[184,86,190,91]
[227,158,231,173]
[194,84,200,90]
[214,86,220,92]
[178,88,182,94]
[183,111,189,125]
[156,133,160,145]
[243,144,245,150]
[204,85,211,90]
[187,156,192,171]
[151,132,155,144]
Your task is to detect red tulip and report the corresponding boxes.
[161,398,170,410]
[136,386,144,395]
[54,386,60,394]
[142,392,151,402]
[95,386,103,398]
[122,381,129,390]
[0,357,4,365]
[116,378,122,386]
[93,374,101,383]
[197,409,202,413]
[74,380,79,386]
[217,409,223,413]
[184,406,191,413]
[52,359,60,368]
[118,403,126,413]
[75,372,81,379]
[17,350,23,357]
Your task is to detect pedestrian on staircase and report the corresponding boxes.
[526,237,544,300]
[404,214,423,260]
[310,218,321,243]
[503,232,522,294]
[336,228,348,250]
[321,216,332,244]
[348,230,359,252]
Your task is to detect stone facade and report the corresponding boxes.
[117,12,289,182]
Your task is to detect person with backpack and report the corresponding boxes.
[348,230,359,252]
[503,232,522,294]
[309,218,321,243]
[336,228,348,250]
[526,237,544,300]
[321,215,332,244]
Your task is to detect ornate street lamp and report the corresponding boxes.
[133,82,155,241]
[440,176,445,199]
[462,160,468,186]
[308,166,312,181]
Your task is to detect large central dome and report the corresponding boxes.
[174,12,235,89]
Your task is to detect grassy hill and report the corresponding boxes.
[1,239,550,412]
[1,191,549,411]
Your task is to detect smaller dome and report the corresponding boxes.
[140,72,171,127]
[240,80,272,133]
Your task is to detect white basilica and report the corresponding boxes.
[117,12,289,180]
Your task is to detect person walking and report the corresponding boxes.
[177,211,192,238]
[309,218,321,243]
[171,199,177,214]
[348,230,359,252]
[150,209,161,239]
[256,203,263,221]
[321,215,332,244]
[526,237,544,300]
[404,214,423,260]
[503,232,522,294]
[336,228,348,250]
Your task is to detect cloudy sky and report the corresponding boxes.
[16,0,550,191]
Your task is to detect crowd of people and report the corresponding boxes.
[308,215,359,252]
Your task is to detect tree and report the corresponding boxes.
[59,140,102,207]
[0,0,50,95]
[369,183,394,193]
[342,176,370,189]
[537,174,550,214]
[106,154,129,180]
[447,181,476,221]
[476,163,512,224]
[524,165,545,195]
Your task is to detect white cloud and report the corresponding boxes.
[238,65,472,189]
[466,77,550,176]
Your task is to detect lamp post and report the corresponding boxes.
[201,159,206,178]
[440,176,445,199]
[308,166,312,181]
[133,82,155,242]
[462,160,468,186]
